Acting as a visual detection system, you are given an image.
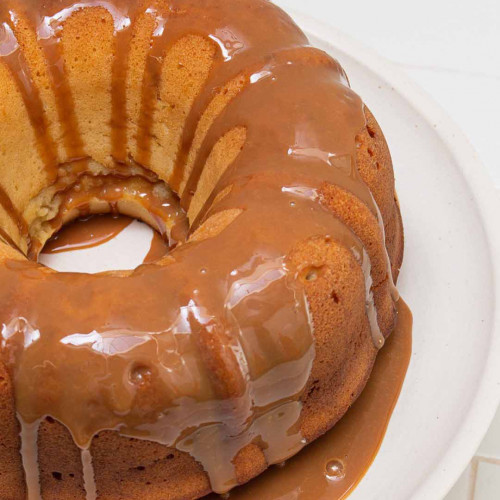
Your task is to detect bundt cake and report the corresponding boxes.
[0,0,404,498]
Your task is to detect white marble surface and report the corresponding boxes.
[274,0,500,498]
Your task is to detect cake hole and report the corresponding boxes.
[135,466,145,471]
[331,291,340,303]
[367,125,376,138]
[38,215,169,273]
[52,472,63,481]
[305,269,318,281]
[130,364,153,386]
[307,385,319,397]
[301,266,325,283]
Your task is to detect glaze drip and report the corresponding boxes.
[81,449,97,500]
[18,418,42,500]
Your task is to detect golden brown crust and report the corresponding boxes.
[357,108,404,278]
[38,420,86,499]
[0,363,26,499]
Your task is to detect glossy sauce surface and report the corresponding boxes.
[41,215,134,255]
[144,228,170,263]
[41,213,170,265]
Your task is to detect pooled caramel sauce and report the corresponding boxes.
[215,299,412,500]
[41,214,134,255]
[29,174,189,259]
[41,213,169,265]
[144,228,170,263]
[0,1,403,498]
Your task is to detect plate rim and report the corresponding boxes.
[287,9,500,500]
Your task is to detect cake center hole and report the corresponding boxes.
[38,214,169,273]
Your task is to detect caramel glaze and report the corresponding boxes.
[217,299,412,500]
[1,178,373,496]
[0,0,403,498]
[144,227,170,263]
[41,215,134,255]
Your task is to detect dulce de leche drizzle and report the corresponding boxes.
[0,0,401,498]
